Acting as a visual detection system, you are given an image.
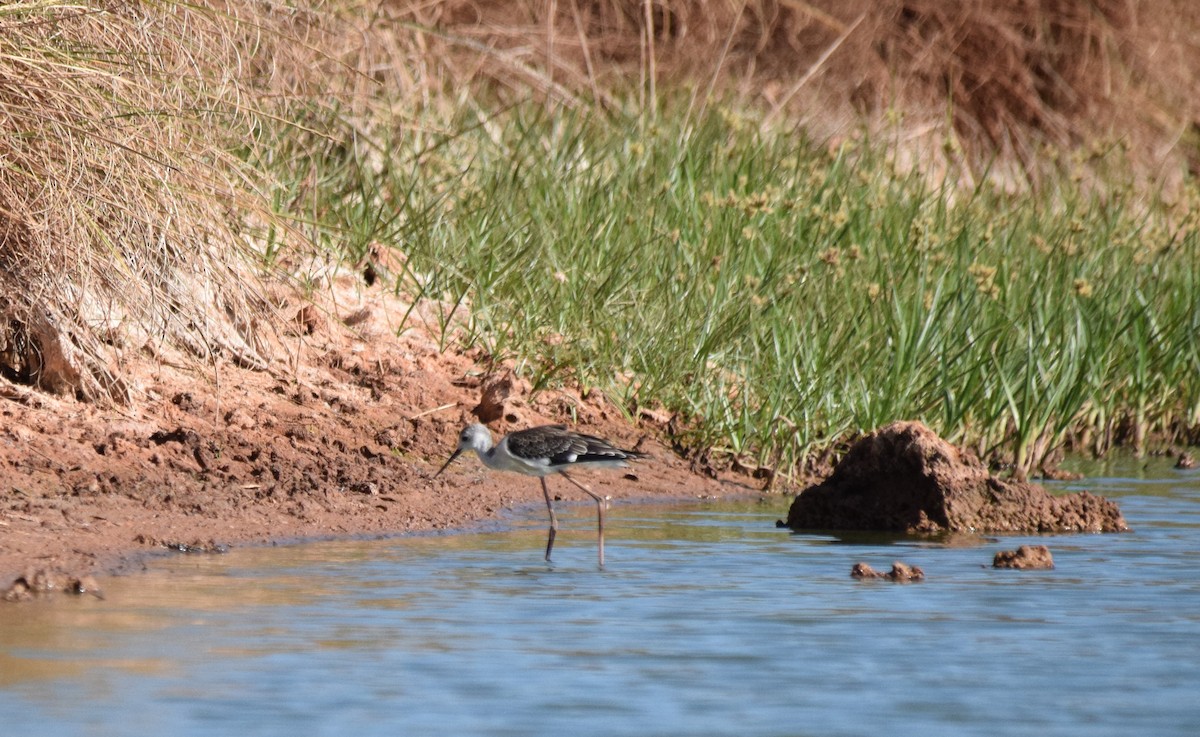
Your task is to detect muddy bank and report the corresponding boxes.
[784,421,1128,534]
[0,285,734,591]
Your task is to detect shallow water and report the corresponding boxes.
[2,457,1199,737]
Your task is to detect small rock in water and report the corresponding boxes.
[851,561,925,582]
[993,544,1054,570]
[133,534,229,554]
[70,575,105,599]
[3,568,105,601]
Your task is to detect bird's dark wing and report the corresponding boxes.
[507,425,640,466]
[505,425,573,462]
[572,432,643,463]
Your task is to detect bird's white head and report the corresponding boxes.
[432,423,494,479]
[456,423,494,454]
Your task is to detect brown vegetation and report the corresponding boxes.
[0,3,288,401]
[388,0,1200,183]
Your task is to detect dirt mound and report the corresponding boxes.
[784,421,1128,534]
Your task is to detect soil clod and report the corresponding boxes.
[993,545,1055,569]
[851,561,925,582]
[785,422,1129,534]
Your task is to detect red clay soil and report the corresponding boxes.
[0,282,746,595]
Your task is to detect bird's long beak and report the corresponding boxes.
[432,448,464,479]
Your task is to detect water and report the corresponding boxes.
[2,457,1199,736]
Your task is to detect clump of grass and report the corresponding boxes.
[267,96,1200,478]
[0,2,298,398]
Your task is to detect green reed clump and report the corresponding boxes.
[262,101,1200,477]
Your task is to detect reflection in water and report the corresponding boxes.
[2,461,1200,737]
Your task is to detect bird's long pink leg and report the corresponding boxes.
[560,471,606,568]
[540,477,558,562]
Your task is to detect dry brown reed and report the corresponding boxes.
[363,0,1200,184]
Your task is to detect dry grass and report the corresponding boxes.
[359,0,1200,186]
[0,1,298,400]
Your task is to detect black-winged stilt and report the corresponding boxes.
[433,423,643,566]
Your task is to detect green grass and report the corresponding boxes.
[256,101,1200,478]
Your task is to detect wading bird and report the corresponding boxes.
[433,423,643,566]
